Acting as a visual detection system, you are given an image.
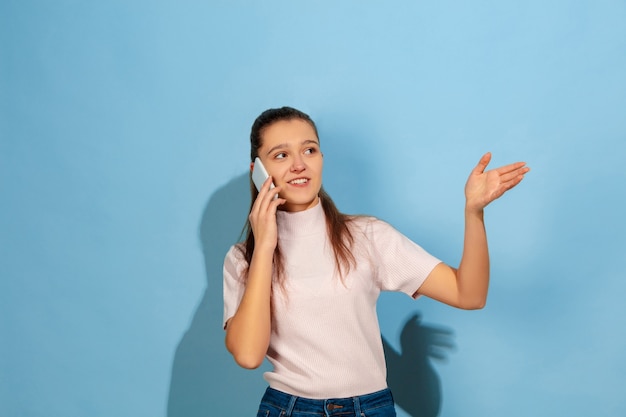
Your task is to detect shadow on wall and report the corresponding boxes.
[383,314,455,417]
[166,173,455,416]
[167,173,270,416]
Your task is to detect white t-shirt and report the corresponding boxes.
[223,200,441,399]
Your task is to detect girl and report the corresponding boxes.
[223,106,529,416]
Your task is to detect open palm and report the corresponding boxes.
[465,152,529,211]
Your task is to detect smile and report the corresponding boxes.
[288,178,309,185]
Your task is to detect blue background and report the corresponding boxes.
[2,1,625,416]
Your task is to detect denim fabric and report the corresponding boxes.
[256,387,397,417]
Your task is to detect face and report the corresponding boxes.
[254,119,323,212]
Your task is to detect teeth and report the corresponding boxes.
[289,178,308,184]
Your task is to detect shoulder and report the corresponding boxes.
[223,243,248,279]
[225,242,246,261]
[346,216,407,254]
[348,215,399,237]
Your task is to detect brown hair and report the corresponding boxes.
[240,107,356,289]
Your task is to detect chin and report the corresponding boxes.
[283,195,319,212]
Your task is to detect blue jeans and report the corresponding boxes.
[256,387,397,417]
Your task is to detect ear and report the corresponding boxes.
[250,162,254,172]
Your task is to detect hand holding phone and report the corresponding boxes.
[252,157,277,198]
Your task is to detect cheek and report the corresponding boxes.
[316,159,324,174]
[267,165,286,179]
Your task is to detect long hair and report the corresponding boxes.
[239,107,356,289]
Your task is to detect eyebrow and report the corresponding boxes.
[265,139,320,156]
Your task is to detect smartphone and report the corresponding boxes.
[252,157,277,197]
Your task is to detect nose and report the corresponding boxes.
[290,154,305,172]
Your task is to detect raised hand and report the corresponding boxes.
[464,152,529,212]
[248,176,286,252]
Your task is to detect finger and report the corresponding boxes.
[264,177,283,201]
[497,172,528,195]
[495,161,528,175]
[252,176,273,201]
[250,178,277,219]
[257,177,278,204]
[269,198,287,212]
[473,152,492,174]
[260,176,274,194]
[249,194,283,236]
[498,165,530,183]
[255,183,283,217]
[266,185,282,203]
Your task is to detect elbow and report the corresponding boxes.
[225,321,269,369]
[226,339,266,369]
[458,296,487,310]
[230,351,265,369]
[461,300,487,310]
[465,301,486,310]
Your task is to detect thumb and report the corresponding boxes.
[473,152,492,175]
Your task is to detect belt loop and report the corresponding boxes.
[353,395,362,416]
[284,393,297,417]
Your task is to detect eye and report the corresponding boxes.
[304,147,317,155]
[274,152,287,159]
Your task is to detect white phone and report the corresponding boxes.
[252,157,277,197]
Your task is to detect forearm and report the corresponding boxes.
[420,152,527,309]
[225,248,273,369]
[456,208,490,309]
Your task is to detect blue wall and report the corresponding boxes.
[2,1,625,416]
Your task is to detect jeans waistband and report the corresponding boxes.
[260,387,395,416]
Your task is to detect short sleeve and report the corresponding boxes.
[223,244,248,329]
[365,219,442,297]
